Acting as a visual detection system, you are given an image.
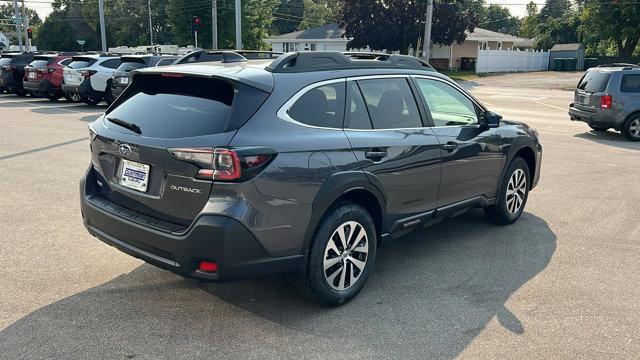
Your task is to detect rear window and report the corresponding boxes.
[620,74,640,93]
[577,70,612,93]
[106,76,235,138]
[28,58,54,68]
[0,57,15,66]
[117,60,146,72]
[68,58,97,69]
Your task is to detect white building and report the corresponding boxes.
[265,23,353,52]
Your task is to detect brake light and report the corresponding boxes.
[81,70,98,79]
[168,148,273,181]
[601,95,612,109]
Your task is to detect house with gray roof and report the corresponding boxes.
[264,23,358,52]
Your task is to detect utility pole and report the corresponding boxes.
[24,12,29,51]
[422,0,434,61]
[235,0,241,50]
[211,0,218,49]
[20,0,27,50]
[12,0,22,51]
[148,0,154,46]
[98,0,107,52]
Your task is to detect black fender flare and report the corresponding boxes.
[498,136,538,192]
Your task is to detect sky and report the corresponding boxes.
[18,0,547,21]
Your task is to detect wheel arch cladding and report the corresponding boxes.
[302,172,387,253]
[624,110,640,124]
[514,146,536,189]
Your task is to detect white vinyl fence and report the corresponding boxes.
[476,49,549,73]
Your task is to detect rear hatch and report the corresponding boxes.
[574,70,612,112]
[89,72,270,226]
[113,56,148,88]
[64,56,97,85]
[25,55,54,82]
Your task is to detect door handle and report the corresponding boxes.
[365,149,387,161]
[443,142,458,152]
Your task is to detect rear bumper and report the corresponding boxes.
[23,79,56,93]
[63,79,104,99]
[569,104,622,128]
[80,166,302,282]
[0,73,20,90]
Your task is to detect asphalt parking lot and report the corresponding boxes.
[1,78,639,359]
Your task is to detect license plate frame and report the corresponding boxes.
[119,159,150,192]
[28,72,36,79]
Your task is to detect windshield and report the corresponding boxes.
[577,71,612,93]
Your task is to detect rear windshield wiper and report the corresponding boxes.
[106,117,141,134]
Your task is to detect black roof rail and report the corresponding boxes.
[266,51,434,73]
[597,63,639,68]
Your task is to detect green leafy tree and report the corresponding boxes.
[519,1,539,38]
[0,4,42,45]
[535,12,581,50]
[36,1,97,51]
[581,0,640,57]
[481,4,519,36]
[338,0,478,54]
[298,0,341,30]
[272,0,305,34]
[538,0,572,22]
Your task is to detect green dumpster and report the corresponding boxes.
[554,58,565,71]
[584,58,598,69]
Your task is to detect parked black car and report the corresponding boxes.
[112,54,179,98]
[81,52,542,306]
[0,52,35,96]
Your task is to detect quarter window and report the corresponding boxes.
[287,82,345,128]
[620,74,640,93]
[415,78,479,126]
[356,78,422,129]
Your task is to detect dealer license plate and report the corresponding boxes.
[119,77,129,84]
[28,72,36,79]
[120,159,150,192]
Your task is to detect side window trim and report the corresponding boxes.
[411,74,486,128]
[345,80,374,130]
[276,78,347,130]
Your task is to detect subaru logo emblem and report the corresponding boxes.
[118,144,132,156]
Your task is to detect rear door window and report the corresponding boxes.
[106,76,235,138]
[287,82,345,128]
[356,78,422,129]
[68,58,97,69]
[620,74,640,93]
[577,70,611,93]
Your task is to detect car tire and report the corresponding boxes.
[14,89,27,97]
[588,124,609,132]
[294,202,377,306]
[45,93,61,101]
[484,156,530,225]
[622,116,640,142]
[82,97,100,106]
[65,92,82,103]
[104,82,114,106]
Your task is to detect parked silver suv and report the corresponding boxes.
[569,64,640,141]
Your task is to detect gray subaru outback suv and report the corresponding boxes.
[569,64,640,141]
[80,52,542,305]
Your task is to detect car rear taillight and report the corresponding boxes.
[81,70,98,79]
[45,67,55,73]
[601,95,612,109]
[1,65,14,72]
[199,261,218,273]
[168,148,274,182]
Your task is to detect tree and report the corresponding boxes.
[581,0,640,58]
[337,0,478,54]
[272,0,305,35]
[538,0,572,22]
[481,4,519,36]
[298,0,341,30]
[535,12,581,50]
[519,1,539,38]
[0,4,42,45]
[35,1,97,51]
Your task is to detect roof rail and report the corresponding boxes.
[266,51,433,73]
[597,63,639,68]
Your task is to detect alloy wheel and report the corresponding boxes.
[323,221,369,291]
[630,119,640,138]
[506,168,527,215]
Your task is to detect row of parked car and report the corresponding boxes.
[0,49,281,105]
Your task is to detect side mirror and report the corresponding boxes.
[482,111,502,128]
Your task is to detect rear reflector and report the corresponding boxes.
[601,95,612,109]
[199,261,218,272]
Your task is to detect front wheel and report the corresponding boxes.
[484,157,530,225]
[622,116,640,142]
[294,203,377,306]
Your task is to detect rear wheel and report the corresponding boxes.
[64,92,82,103]
[484,157,530,225]
[45,92,61,101]
[82,97,100,106]
[294,203,376,306]
[622,116,640,142]
[588,124,609,132]
[14,89,27,97]
[104,82,114,106]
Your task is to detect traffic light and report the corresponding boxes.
[27,28,33,39]
[192,16,201,34]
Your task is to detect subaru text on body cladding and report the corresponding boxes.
[80,52,542,306]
